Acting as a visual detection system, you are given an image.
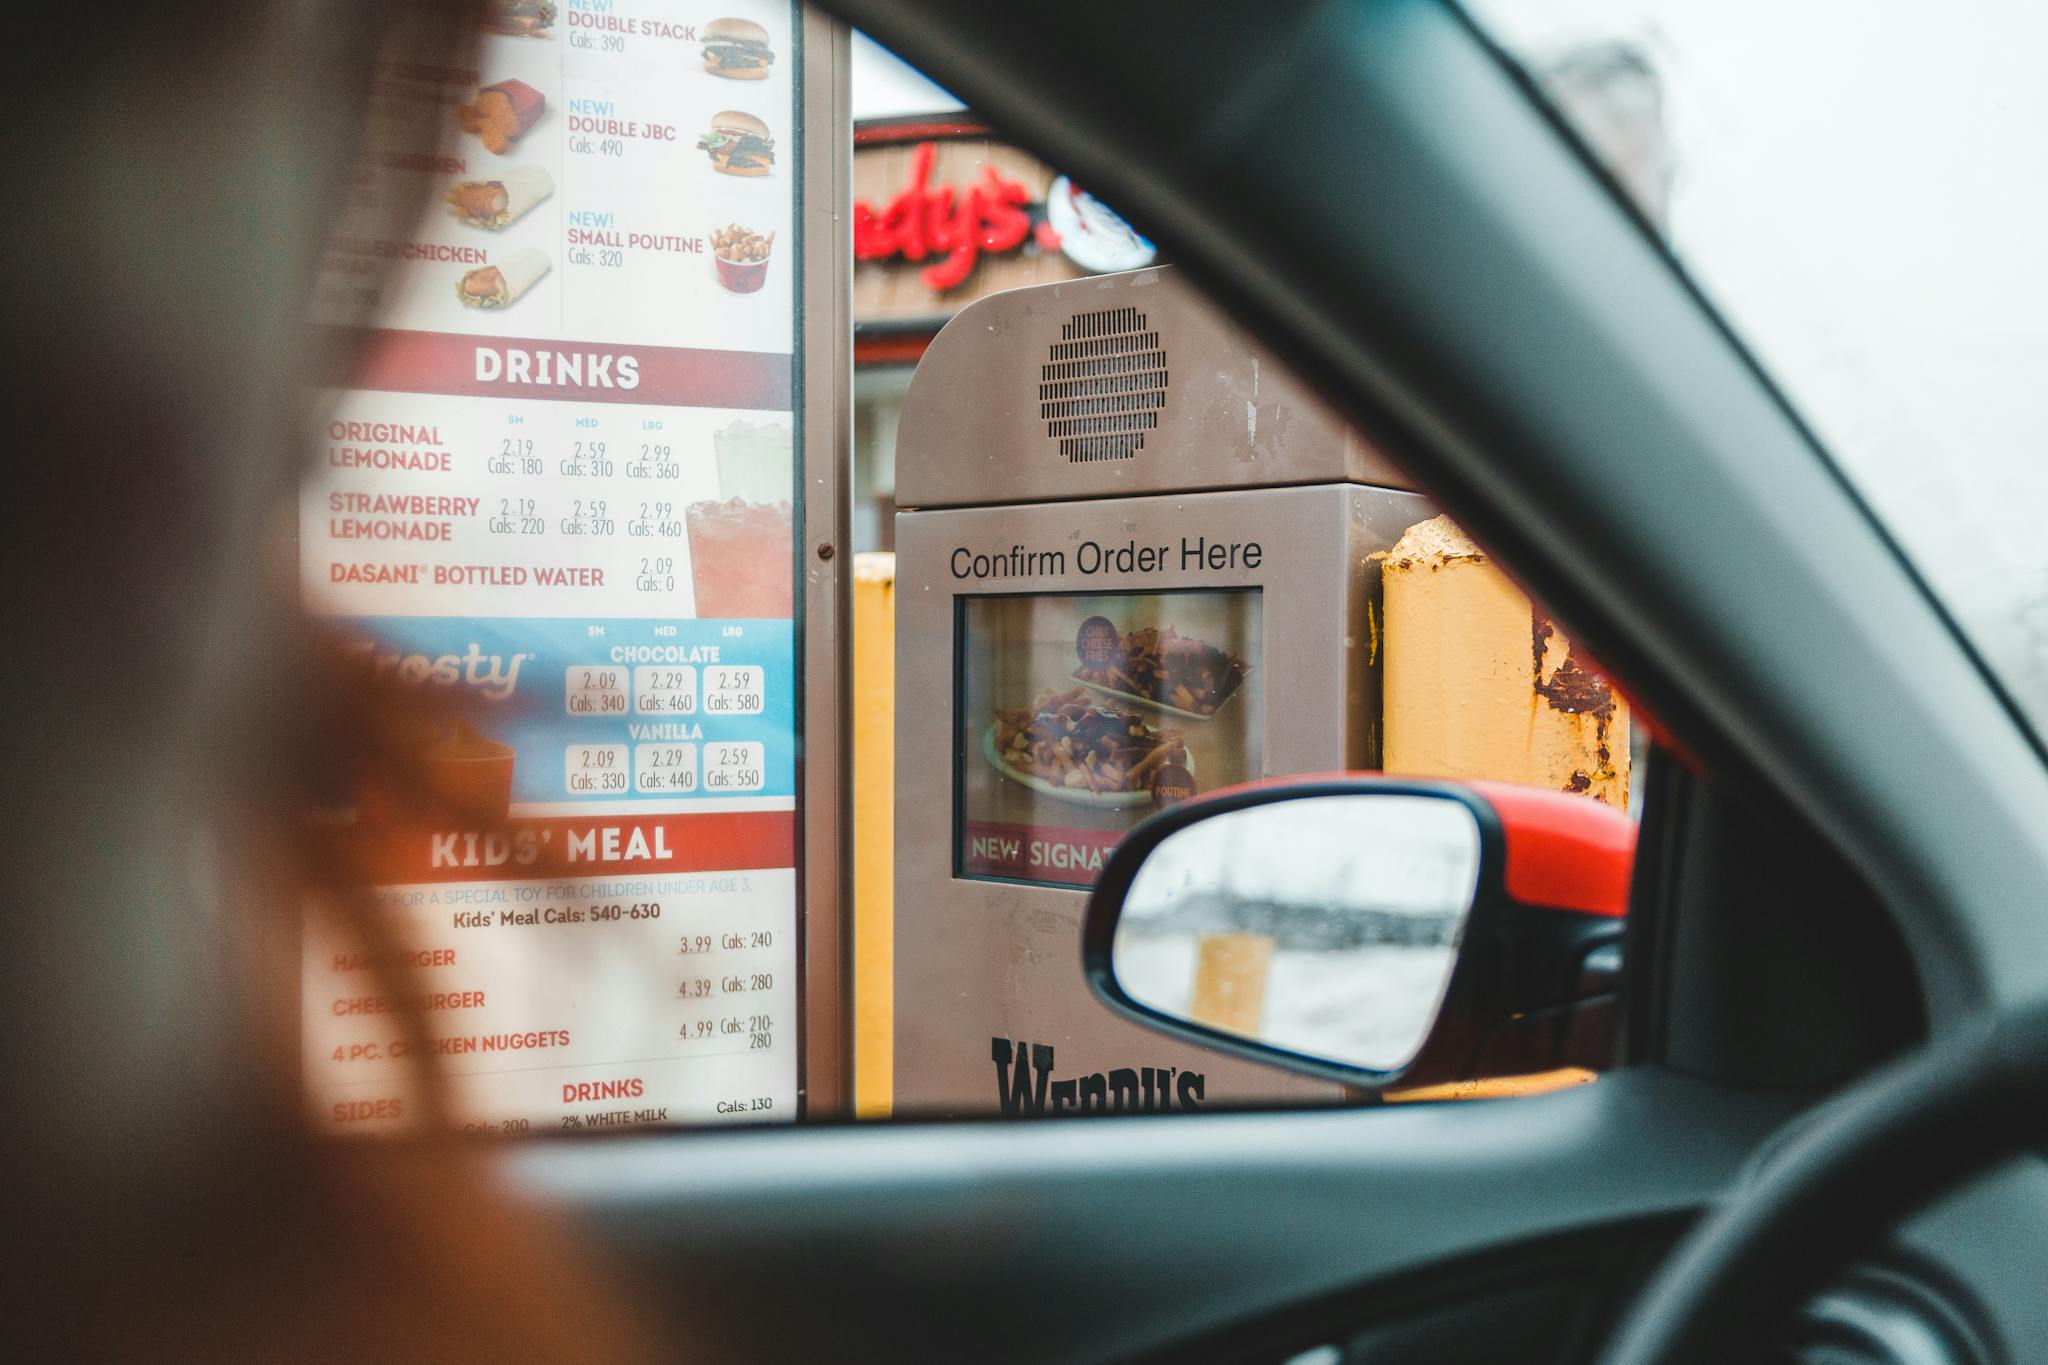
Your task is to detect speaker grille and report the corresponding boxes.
[1039,305,1168,463]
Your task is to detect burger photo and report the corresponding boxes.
[702,18,774,80]
[697,112,775,177]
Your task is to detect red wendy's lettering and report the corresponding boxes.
[852,141,1053,290]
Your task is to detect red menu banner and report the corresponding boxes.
[327,809,796,886]
[330,327,794,410]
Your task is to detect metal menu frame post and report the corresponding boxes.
[797,3,852,1120]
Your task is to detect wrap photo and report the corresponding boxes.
[457,245,551,310]
[446,166,555,231]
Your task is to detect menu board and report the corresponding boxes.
[957,591,1263,888]
[302,0,804,1135]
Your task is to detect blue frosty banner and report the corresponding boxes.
[335,615,796,807]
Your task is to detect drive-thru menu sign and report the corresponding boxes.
[302,0,815,1134]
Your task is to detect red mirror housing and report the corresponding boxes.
[1469,779,1634,920]
[1083,774,1636,1092]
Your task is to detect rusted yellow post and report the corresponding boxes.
[1380,515,1629,807]
[1189,933,1274,1037]
[1379,515,1625,1101]
[852,552,896,1118]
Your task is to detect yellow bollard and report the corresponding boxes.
[1188,933,1274,1038]
[1385,1068,1599,1104]
[1380,515,1629,807]
[1379,514,1626,1101]
[852,552,896,1118]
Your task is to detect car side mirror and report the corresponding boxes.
[1082,777,1634,1091]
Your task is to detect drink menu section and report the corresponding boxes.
[303,0,803,1135]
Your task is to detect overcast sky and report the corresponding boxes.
[1473,0,2048,725]
[851,31,960,121]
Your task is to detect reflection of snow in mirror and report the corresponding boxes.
[1116,937,1463,1073]
[1113,795,1480,1072]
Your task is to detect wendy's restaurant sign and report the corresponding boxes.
[851,124,1156,324]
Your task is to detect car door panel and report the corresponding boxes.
[507,1071,1795,1361]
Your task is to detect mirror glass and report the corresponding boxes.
[1111,794,1482,1073]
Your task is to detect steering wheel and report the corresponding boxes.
[1598,1004,2048,1364]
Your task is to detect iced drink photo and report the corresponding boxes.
[687,419,793,618]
